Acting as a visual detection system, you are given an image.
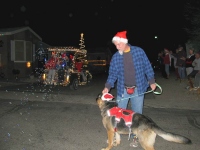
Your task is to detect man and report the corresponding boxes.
[75,59,87,82]
[57,53,69,82]
[102,31,156,114]
[158,51,167,78]
[172,45,187,82]
[185,48,195,76]
[45,53,58,84]
[188,51,200,89]
[162,48,171,79]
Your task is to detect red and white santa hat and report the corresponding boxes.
[101,93,114,101]
[112,31,128,43]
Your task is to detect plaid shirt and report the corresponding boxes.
[105,45,155,97]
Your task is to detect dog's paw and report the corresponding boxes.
[101,148,110,150]
[112,141,117,146]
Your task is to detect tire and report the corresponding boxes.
[86,72,92,84]
[70,78,79,90]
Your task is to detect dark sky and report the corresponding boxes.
[0,0,188,59]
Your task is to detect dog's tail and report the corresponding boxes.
[152,125,192,144]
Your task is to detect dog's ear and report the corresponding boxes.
[98,93,102,98]
[96,93,102,101]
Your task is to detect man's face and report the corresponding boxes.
[189,49,193,54]
[113,41,126,51]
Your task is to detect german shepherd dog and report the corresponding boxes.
[96,93,192,150]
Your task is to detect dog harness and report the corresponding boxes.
[101,93,137,142]
[107,107,135,126]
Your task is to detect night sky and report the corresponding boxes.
[0,0,188,60]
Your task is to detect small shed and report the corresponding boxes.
[0,26,43,79]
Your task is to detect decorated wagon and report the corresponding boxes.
[40,46,92,90]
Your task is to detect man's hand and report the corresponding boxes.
[150,83,157,91]
[102,88,109,94]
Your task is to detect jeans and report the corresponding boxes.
[48,69,56,83]
[117,88,144,114]
[165,64,170,76]
[194,73,200,87]
[178,66,186,79]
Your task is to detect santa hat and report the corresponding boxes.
[112,31,128,43]
[101,93,114,101]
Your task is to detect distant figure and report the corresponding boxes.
[75,59,86,81]
[170,49,180,80]
[158,51,166,78]
[61,53,69,69]
[45,53,58,84]
[185,48,195,76]
[172,45,187,82]
[161,48,171,79]
[187,51,200,89]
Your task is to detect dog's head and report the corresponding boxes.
[96,94,103,108]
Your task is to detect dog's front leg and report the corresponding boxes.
[102,130,114,150]
[114,132,121,145]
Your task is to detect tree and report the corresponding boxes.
[184,0,200,51]
[79,33,85,50]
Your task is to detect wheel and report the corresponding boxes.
[86,72,92,84]
[70,78,79,90]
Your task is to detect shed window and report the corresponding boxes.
[11,40,33,62]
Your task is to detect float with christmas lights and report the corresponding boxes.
[40,33,92,90]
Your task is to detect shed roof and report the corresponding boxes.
[0,26,42,40]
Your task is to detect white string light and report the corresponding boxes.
[79,33,85,50]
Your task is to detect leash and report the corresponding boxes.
[114,83,162,102]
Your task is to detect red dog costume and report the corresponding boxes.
[101,93,135,126]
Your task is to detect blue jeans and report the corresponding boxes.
[117,88,144,114]
[165,64,170,76]
[178,66,186,79]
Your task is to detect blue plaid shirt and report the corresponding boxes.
[105,45,155,97]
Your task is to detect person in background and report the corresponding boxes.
[187,51,200,89]
[56,57,64,83]
[56,57,62,70]
[45,53,58,84]
[162,48,171,79]
[184,48,195,89]
[193,72,200,90]
[172,45,187,82]
[75,59,87,82]
[170,49,180,80]
[185,48,195,76]
[61,53,69,69]
[158,51,166,78]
